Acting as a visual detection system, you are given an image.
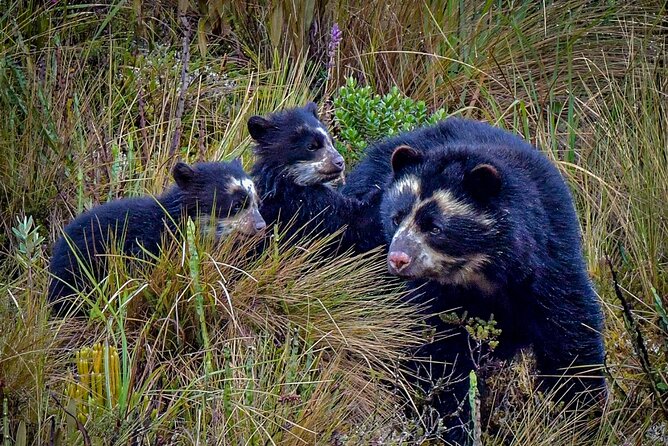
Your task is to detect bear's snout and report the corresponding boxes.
[388,251,411,274]
[250,209,266,234]
[330,154,345,171]
[320,148,345,175]
[253,217,267,232]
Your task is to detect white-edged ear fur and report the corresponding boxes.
[464,163,502,199]
[391,145,423,175]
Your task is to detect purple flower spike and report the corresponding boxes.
[327,23,343,69]
[330,23,342,47]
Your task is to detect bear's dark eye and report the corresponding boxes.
[429,225,442,236]
[231,201,243,214]
[307,142,319,151]
[392,213,405,227]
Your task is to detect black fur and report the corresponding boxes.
[345,118,606,442]
[249,103,381,252]
[343,118,531,200]
[48,161,262,315]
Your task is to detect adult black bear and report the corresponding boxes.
[346,118,606,442]
[248,102,382,252]
[48,160,265,315]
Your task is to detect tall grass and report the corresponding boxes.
[3,221,423,443]
[0,1,666,444]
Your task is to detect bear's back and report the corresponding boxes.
[58,196,167,254]
[472,137,586,274]
[48,196,167,313]
[343,118,534,198]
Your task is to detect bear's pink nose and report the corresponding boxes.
[388,251,411,273]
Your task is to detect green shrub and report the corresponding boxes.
[332,77,446,162]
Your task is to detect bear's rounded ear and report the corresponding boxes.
[247,116,272,141]
[391,145,423,176]
[173,162,195,189]
[464,163,502,199]
[305,101,318,118]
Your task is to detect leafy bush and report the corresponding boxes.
[332,77,446,161]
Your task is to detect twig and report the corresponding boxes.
[50,392,91,446]
[136,73,150,165]
[3,396,9,446]
[606,256,668,419]
[198,118,206,161]
[169,13,192,157]
[602,350,628,401]
[49,417,56,446]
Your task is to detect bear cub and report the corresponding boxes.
[248,102,381,252]
[48,160,265,315]
[348,118,606,440]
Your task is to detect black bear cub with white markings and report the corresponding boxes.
[249,102,381,252]
[348,118,606,442]
[48,160,265,315]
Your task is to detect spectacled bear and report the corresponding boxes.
[248,102,382,252]
[345,118,606,442]
[48,160,265,315]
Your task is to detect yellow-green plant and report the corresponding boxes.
[65,343,121,424]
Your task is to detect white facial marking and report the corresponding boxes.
[228,176,260,208]
[199,207,260,240]
[203,176,262,238]
[389,188,495,290]
[241,178,257,198]
[391,195,484,268]
[290,161,325,186]
[394,212,492,286]
[198,214,228,239]
[442,253,494,293]
[286,125,340,186]
[311,125,338,153]
[312,126,330,141]
[228,177,257,197]
[393,219,444,269]
[326,172,346,187]
[389,175,421,199]
[431,190,475,217]
[432,189,494,227]
[392,202,439,269]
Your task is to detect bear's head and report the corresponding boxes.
[248,102,345,187]
[171,160,266,238]
[381,144,511,292]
